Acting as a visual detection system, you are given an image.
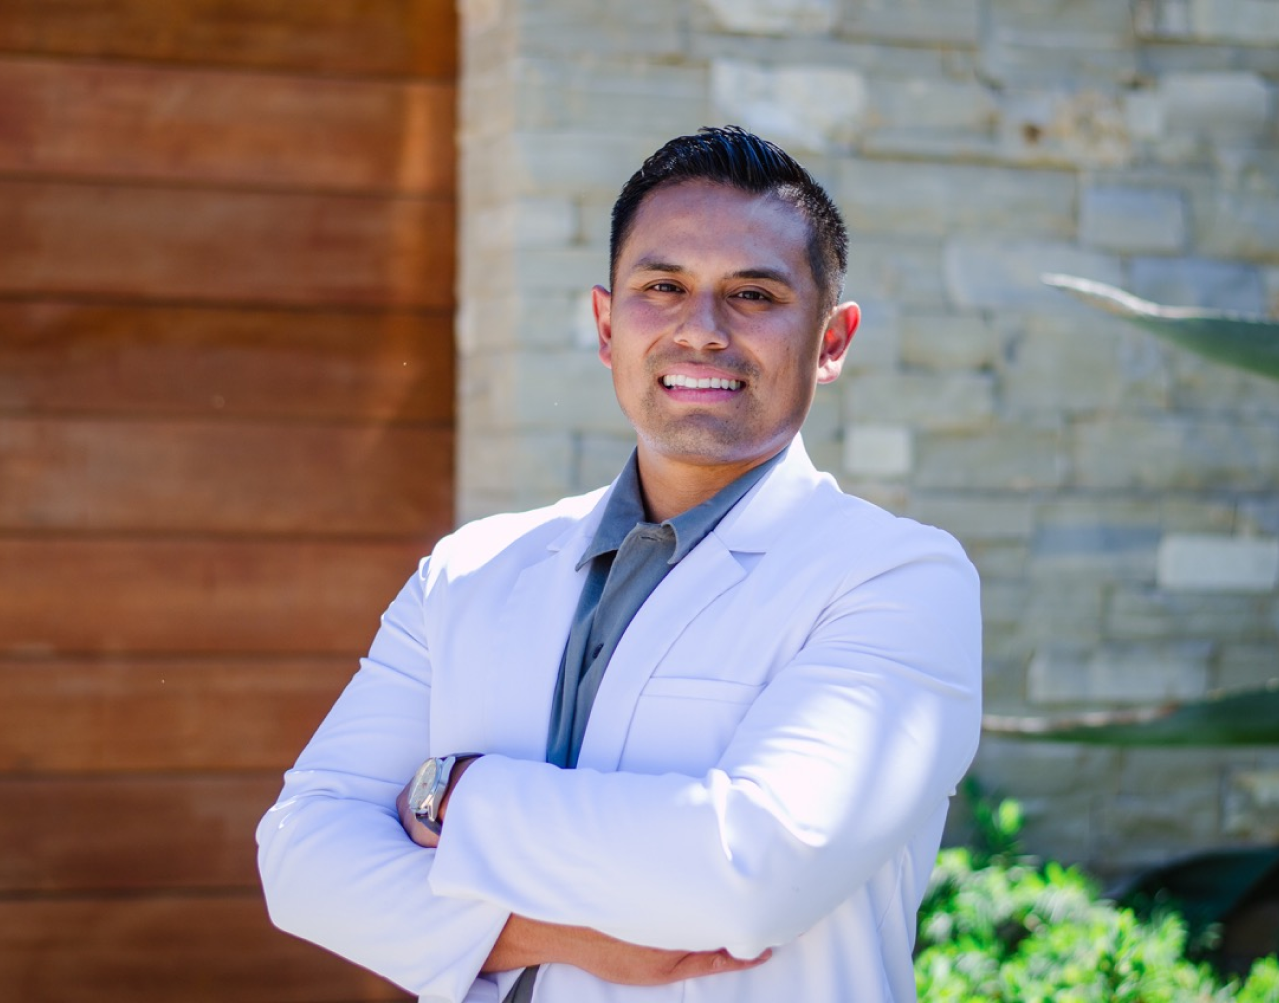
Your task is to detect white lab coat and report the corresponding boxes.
[257,440,983,1002]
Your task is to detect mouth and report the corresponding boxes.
[660,374,744,392]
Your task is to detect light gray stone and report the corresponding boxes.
[513,131,659,198]
[997,89,1134,168]
[1215,643,1279,692]
[1071,416,1279,491]
[943,238,1124,310]
[1161,72,1274,140]
[844,370,996,431]
[1129,256,1267,313]
[456,429,575,520]
[1224,764,1279,840]
[1095,788,1223,871]
[515,60,709,133]
[575,433,635,491]
[703,0,838,35]
[964,541,1030,580]
[1080,186,1187,254]
[518,0,689,58]
[864,77,999,134]
[846,240,947,307]
[842,297,901,370]
[1195,191,1279,265]
[839,0,982,45]
[907,495,1035,541]
[1028,641,1212,704]
[1107,588,1276,641]
[900,312,1002,372]
[916,426,1067,490]
[836,159,1075,238]
[1138,0,1279,45]
[1028,523,1161,582]
[842,423,912,477]
[710,59,868,152]
[1157,533,1279,592]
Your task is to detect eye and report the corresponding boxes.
[648,281,683,294]
[734,289,772,302]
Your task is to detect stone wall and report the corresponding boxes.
[457,0,1279,874]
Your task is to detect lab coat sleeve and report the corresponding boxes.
[429,529,982,961]
[256,560,510,1003]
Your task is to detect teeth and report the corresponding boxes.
[662,374,742,391]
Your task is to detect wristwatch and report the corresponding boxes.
[406,754,473,835]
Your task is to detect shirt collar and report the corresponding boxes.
[578,445,788,569]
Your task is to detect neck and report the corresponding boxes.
[634,446,783,523]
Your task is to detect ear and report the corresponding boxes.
[593,285,614,369]
[816,301,859,384]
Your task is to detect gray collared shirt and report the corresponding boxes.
[544,446,786,769]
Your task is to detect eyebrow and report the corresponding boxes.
[631,258,796,287]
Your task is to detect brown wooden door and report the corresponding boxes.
[0,3,455,999]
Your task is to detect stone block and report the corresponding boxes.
[1240,498,1279,536]
[907,495,1035,541]
[839,0,982,45]
[842,423,912,477]
[846,240,947,307]
[1157,533,1279,592]
[471,196,577,251]
[916,426,1066,490]
[515,246,608,297]
[1028,641,1212,704]
[975,739,1121,800]
[900,312,1002,372]
[456,429,575,520]
[844,370,996,431]
[1169,351,1279,420]
[997,89,1134,168]
[1195,191,1279,265]
[839,297,900,370]
[515,60,709,134]
[1225,764,1279,840]
[964,541,1029,580]
[1161,72,1274,140]
[703,0,838,35]
[980,579,1031,629]
[1094,787,1223,870]
[864,77,999,134]
[518,0,688,58]
[836,159,1075,238]
[1138,0,1279,46]
[999,313,1168,415]
[1215,644,1279,692]
[1028,523,1161,582]
[1107,587,1275,641]
[514,131,659,198]
[1080,186,1187,254]
[576,433,635,491]
[944,238,1123,310]
[986,0,1137,35]
[1019,583,1107,646]
[710,59,868,152]
[1130,256,1267,313]
[1070,416,1279,491]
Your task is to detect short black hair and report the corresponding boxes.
[609,125,848,312]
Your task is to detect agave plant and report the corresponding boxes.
[980,275,1279,968]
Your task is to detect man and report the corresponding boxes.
[258,126,982,1003]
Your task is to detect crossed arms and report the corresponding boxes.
[257,527,981,1000]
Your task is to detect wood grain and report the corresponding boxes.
[0,58,455,194]
[0,895,411,1001]
[0,656,357,773]
[0,774,282,892]
[0,539,433,655]
[0,0,455,79]
[0,302,454,422]
[0,180,455,307]
[0,418,454,535]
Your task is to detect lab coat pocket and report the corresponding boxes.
[619,676,764,775]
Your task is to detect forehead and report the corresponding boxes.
[618,181,815,281]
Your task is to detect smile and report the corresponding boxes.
[661,374,743,391]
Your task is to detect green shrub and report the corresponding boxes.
[916,794,1279,1002]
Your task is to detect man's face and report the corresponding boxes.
[595,180,858,477]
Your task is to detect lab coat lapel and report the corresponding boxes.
[575,439,826,772]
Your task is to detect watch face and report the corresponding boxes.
[409,759,440,815]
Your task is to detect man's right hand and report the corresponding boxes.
[482,914,772,986]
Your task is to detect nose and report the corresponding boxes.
[673,292,729,351]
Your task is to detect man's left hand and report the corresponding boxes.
[396,755,480,849]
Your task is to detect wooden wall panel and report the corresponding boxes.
[0,539,426,655]
[0,897,410,1002]
[1,419,454,535]
[0,775,279,891]
[0,657,355,773]
[0,0,455,78]
[1,3,457,998]
[0,303,454,422]
[0,181,454,307]
[0,58,455,194]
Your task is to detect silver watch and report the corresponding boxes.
[406,754,472,835]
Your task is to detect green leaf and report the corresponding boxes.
[1042,274,1279,381]
[982,687,1279,746]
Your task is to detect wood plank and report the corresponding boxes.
[0,180,454,307]
[0,418,454,536]
[0,302,454,422]
[0,656,356,773]
[0,58,455,195]
[0,774,281,892]
[0,0,455,79]
[0,895,410,1002]
[0,539,433,655]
